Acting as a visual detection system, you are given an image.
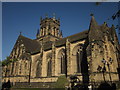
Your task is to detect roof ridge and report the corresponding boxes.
[18,35,34,41]
[59,30,88,40]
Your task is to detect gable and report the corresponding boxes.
[10,35,41,58]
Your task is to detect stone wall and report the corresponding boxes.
[87,32,119,83]
[2,76,29,83]
[30,77,58,82]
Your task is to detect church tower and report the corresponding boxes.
[36,14,63,42]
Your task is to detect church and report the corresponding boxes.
[2,15,120,88]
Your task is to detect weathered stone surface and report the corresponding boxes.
[2,16,120,88]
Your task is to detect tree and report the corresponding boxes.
[95,2,120,35]
[2,57,18,66]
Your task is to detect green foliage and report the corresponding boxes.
[12,58,18,62]
[0,60,2,67]
[54,75,69,88]
[0,60,2,64]
[2,56,18,66]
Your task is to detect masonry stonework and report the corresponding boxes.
[2,15,120,88]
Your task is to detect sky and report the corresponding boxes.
[2,2,120,60]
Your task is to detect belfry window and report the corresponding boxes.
[44,29,46,35]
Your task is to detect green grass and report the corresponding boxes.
[12,88,40,90]
[11,88,65,90]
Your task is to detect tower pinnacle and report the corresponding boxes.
[89,15,98,30]
[40,16,42,21]
[20,32,22,36]
[53,13,56,19]
[37,15,63,41]
[45,14,48,18]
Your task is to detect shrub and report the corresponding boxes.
[54,75,69,88]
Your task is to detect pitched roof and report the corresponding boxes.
[43,41,52,51]
[13,29,88,53]
[17,35,41,54]
[55,30,88,47]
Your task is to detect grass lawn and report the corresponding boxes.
[11,88,41,90]
[11,88,65,90]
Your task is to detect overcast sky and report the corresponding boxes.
[2,2,119,60]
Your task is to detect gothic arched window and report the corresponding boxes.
[61,53,66,74]
[76,49,83,73]
[57,49,66,74]
[72,44,83,73]
[19,62,22,74]
[47,58,52,77]
[11,62,14,75]
[36,61,41,77]
[46,53,52,77]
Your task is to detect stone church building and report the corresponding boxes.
[2,15,120,88]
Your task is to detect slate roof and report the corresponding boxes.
[17,35,41,54]
[43,41,53,51]
[15,30,88,53]
[55,30,88,47]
